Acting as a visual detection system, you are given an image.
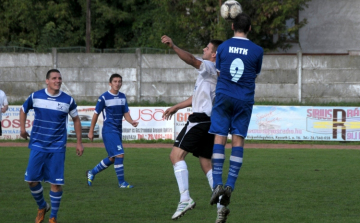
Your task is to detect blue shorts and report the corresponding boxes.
[209,93,253,138]
[103,132,124,157]
[24,150,66,185]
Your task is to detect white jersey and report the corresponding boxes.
[0,89,8,120]
[192,59,218,117]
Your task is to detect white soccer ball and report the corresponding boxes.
[220,0,243,21]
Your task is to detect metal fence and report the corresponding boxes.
[0,46,35,53]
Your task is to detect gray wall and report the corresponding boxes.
[1,51,360,104]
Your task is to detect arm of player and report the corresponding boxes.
[88,113,99,142]
[124,112,139,127]
[161,35,202,69]
[72,115,84,156]
[19,108,30,140]
[163,96,192,120]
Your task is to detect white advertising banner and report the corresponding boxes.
[1,106,359,141]
[0,106,175,141]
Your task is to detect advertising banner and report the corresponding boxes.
[1,106,359,141]
[247,106,359,141]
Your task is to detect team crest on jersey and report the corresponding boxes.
[117,145,123,151]
[57,103,65,111]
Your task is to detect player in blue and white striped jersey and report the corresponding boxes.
[87,73,138,189]
[20,69,84,223]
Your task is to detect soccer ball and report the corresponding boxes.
[220,0,243,21]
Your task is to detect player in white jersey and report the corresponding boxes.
[20,69,84,223]
[0,89,9,136]
[87,73,139,188]
[161,35,223,220]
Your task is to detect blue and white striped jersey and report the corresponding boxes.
[95,91,129,134]
[22,89,78,152]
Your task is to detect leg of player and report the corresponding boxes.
[200,156,230,222]
[86,157,114,186]
[29,182,51,223]
[114,154,133,188]
[48,184,62,223]
[221,135,245,206]
[170,146,196,220]
[210,135,227,205]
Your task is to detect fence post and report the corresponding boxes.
[136,48,142,103]
[52,48,57,69]
[297,50,302,103]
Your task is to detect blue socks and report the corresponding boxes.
[212,144,225,188]
[49,190,62,219]
[29,183,46,209]
[225,146,244,190]
[114,157,125,184]
[91,157,113,175]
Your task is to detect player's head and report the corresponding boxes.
[109,73,122,93]
[203,39,223,61]
[109,73,122,83]
[45,69,62,93]
[46,69,61,79]
[232,13,251,34]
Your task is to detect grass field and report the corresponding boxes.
[1,146,360,223]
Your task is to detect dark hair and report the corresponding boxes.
[210,39,223,52]
[46,69,61,79]
[109,73,122,83]
[233,13,251,34]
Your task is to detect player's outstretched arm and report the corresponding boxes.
[88,113,99,142]
[124,112,139,127]
[72,115,84,156]
[163,96,192,120]
[19,109,30,140]
[161,35,201,69]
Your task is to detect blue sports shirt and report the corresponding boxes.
[216,37,264,102]
[22,89,78,153]
[95,91,129,134]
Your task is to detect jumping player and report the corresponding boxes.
[87,73,139,188]
[209,13,264,223]
[161,35,225,221]
[20,69,84,223]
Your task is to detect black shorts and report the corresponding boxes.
[174,113,215,159]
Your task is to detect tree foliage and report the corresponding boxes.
[0,0,310,52]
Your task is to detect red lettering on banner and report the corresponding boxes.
[177,113,190,122]
[130,109,165,122]
[12,119,21,128]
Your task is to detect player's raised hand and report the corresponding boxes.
[161,35,174,48]
[163,106,178,120]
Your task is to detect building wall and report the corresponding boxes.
[1,52,360,104]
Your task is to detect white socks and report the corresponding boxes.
[174,161,190,202]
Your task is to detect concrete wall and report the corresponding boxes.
[1,51,360,104]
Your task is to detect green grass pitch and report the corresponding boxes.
[1,146,360,222]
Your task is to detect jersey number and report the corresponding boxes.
[230,58,244,83]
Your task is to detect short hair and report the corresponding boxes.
[46,69,61,79]
[109,73,122,83]
[233,13,251,34]
[210,40,224,52]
